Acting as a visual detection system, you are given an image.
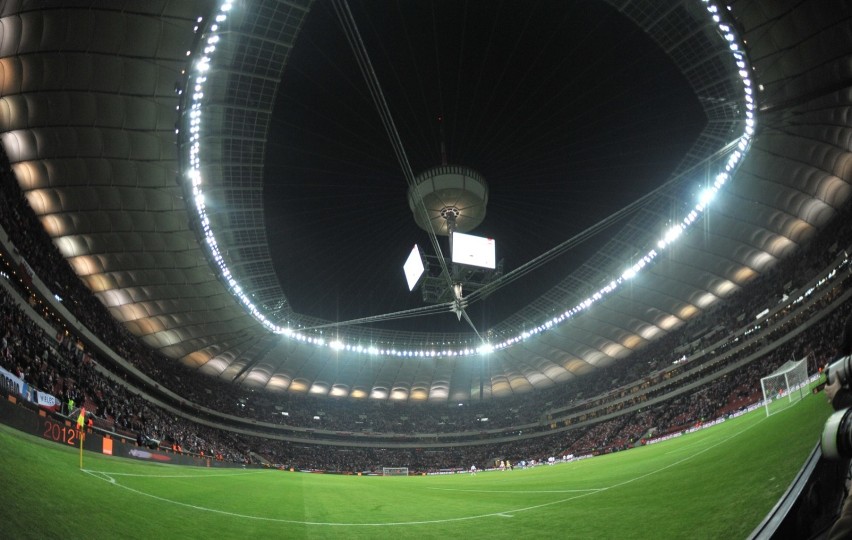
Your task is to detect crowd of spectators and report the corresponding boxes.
[0,283,250,463]
[2,143,852,471]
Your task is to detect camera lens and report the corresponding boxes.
[827,355,852,386]
[822,407,852,459]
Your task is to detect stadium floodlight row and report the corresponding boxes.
[178,0,755,358]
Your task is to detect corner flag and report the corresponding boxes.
[76,406,86,430]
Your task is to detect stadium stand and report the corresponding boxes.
[3,139,852,471]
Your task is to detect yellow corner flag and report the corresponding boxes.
[77,407,86,469]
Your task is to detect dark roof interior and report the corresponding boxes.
[264,0,705,332]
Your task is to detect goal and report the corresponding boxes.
[761,357,809,417]
[382,467,409,476]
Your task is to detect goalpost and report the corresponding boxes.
[760,357,809,417]
[382,467,409,476]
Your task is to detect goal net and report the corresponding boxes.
[761,357,809,417]
[382,467,409,476]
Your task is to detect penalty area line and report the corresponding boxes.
[79,468,608,527]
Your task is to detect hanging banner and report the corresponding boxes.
[36,391,60,411]
[0,366,26,398]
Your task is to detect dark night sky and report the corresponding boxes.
[262,0,705,333]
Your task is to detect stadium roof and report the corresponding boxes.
[0,0,849,402]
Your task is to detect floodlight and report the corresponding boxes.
[699,187,716,206]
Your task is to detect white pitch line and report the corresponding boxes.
[80,468,558,527]
[602,416,767,492]
[664,437,716,455]
[427,487,603,494]
[81,415,768,528]
[664,401,796,454]
[81,469,268,479]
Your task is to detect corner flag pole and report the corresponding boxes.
[77,407,86,469]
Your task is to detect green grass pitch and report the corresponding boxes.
[0,393,834,539]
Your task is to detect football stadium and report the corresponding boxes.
[0,0,851,537]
